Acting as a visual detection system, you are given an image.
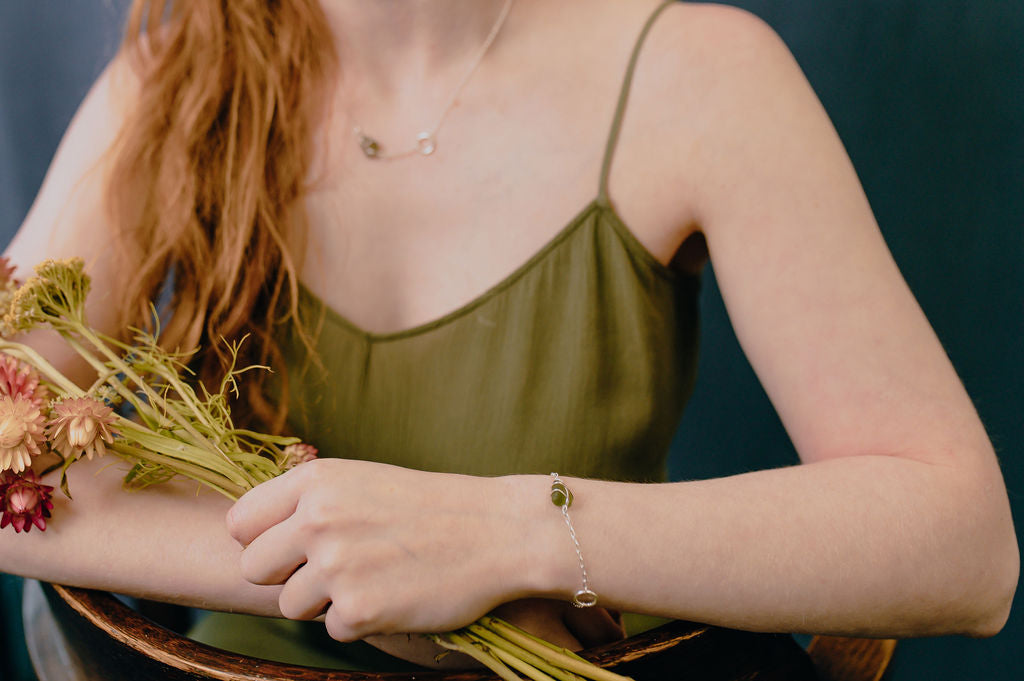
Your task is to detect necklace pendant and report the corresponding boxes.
[416,132,437,156]
[355,129,382,158]
[350,0,512,162]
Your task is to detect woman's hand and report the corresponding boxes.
[491,598,625,650]
[226,459,554,641]
[364,599,624,669]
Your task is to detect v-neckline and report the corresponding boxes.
[299,197,684,343]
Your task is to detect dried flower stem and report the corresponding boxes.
[478,642,563,681]
[114,424,258,490]
[1,267,294,496]
[431,632,523,681]
[0,258,635,681]
[464,625,585,681]
[475,618,631,681]
[70,329,224,455]
[0,341,84,398]
[107,441,246,500]
[0,336,266,494]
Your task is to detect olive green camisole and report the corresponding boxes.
[282,1,697,484]
[191,1,697,668]
[282,193,698,482]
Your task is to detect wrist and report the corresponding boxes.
[499,474,587,602]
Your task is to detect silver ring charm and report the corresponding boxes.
[550,473,597,610]
[572,588,599,608]
[416,132,437,155]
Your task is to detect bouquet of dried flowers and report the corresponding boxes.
[0,257,632,681]
[0,257,306,516]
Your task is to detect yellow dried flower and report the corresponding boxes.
[0,395,47,473]
[94,384,123,407]
[4,258,91,334]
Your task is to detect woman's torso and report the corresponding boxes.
[282,198,700,481]
[285,0,707,481]
[298,0,708,338]
[195,1,711,668]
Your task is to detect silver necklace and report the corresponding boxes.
[352,0,514,160]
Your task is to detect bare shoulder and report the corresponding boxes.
[2,44,151,360]
[4,46,143,271]
[591,2,817,265]
[0,43,152,378]
[646,2,801,87]
[603,2,844,236]
[627,1,818,154]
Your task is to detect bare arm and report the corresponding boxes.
[2,456,281,614]
[0,53,283,616]
[228,6,1017,642]
[503,7,1019,638]
[0,47,605,666]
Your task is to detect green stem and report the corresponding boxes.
[77,331,264,488]
[479,618,633,681]
[471,637,563,681]
[227,428,300,446]
[60,335,162,425]
[0,339,85,396]
[108,441,244,500]
[465,625,584,681]
[482,618,588,662]
[134,353,224,442]
[0,337,252,493]
[74,326,222,456]
[86,368,120,396]
[430,633,522,681]
[115,422,258,489]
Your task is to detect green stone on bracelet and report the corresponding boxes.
[550,480,573,508]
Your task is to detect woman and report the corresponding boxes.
[0,0,1017,672]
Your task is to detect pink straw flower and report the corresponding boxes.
[0,469,54,533]
[0,395,47,473]
[0,353,49,407]
[282,443,319,469]
[46,396,118,461]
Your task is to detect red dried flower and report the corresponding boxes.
[0,469,54,533]
[0,353,49,407]
[47,396,118,461]
[0,395,47,473]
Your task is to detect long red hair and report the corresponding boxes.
[107,0,335,429]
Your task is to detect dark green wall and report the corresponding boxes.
[1,2,1020,680]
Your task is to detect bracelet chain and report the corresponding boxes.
[550,472,598,608]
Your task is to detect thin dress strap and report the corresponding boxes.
[598,0,678,203]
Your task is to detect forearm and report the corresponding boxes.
[0,455,282,616]
[518,455,1017,638]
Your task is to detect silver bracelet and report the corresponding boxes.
[550,472,598,608]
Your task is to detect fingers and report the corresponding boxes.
[238,518,308,585]
[278,563,332,621]
[226,463,307,546]
[324,598,372,642]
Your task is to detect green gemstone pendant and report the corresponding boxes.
[551,479,573,509]
[356,131,381,158]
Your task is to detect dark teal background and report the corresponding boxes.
[1,2,1020,680]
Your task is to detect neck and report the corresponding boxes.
[320,0,513,97]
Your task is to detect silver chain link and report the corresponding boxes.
[550,473,598,608]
